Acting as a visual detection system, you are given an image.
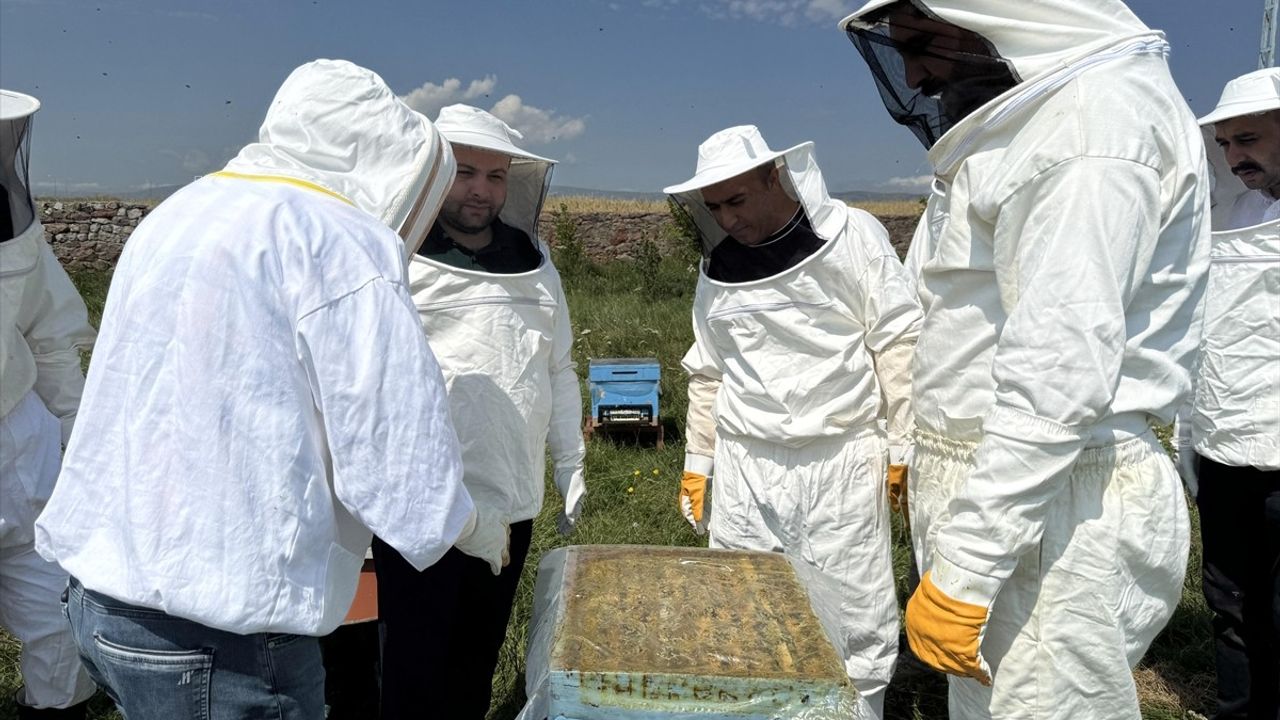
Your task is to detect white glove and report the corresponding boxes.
[1174,443,1199,500]
[554,466,587,536]
[455,504,511,576]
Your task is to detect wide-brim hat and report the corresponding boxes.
[663,125,811,195]
[838,0,898,31]
[1199,68,1280,126]
[434,103,555,164]
[0,89,41,122]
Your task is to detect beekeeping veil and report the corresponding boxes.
[840,0,1155,149]
[0,90,39,243]
[663,125,845,260]
[434,104,555,241]
[1198,68,1280,229]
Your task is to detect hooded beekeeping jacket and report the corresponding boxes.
[36,59,471,636]
[668,129,921,473]
[1182,77,1280,472]
[1,88,96,549]
[843,0,1209,606]
[0,89,95,447]
[408,105,586,527]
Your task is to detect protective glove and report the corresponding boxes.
[905,570,992,686]
[454,504,511,576]
[555,466,587,536]
[679,471,708,535]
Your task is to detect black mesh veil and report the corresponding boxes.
[845,0,1019,149]
[0,111,35,242]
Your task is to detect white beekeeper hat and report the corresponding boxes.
[434,104,555,164]
[663,125,811,194]
[0,89,40,122]
[1199,67,1280,126]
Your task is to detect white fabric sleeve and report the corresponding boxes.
[848,218,923,354]
[297,277,473,572]
[932,157,1165,606]
[681,331,721,475]
[24,241,96,445]
[874,339,916,455]
[903,209,933,296]
[546,280,587,518]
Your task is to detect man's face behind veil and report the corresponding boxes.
[885,3,1017,124]
[440,145,512,235]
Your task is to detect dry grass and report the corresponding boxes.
[850,199,925,217]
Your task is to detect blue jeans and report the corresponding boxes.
[63,577,325,719]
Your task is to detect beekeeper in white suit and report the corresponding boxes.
[34,60,499,719]
[1174,68,1280,720]
[666,125,922,717]
[372,103,586,719]
[0,89,97,719]
[839,2,1209,718]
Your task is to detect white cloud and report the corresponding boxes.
[641,0,855,26]
[399,76,586,145]
[400,75,498,118]
[489,94,586,144]
[884,174,934,190]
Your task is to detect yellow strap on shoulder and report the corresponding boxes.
[210,171,353,206]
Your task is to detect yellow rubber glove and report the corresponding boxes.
[905,570,993,686]
[679,471,707,534]
[887,464,909,517]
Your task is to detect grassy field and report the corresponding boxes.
[0,205,1215,719]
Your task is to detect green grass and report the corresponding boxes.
[0,247,1215,719]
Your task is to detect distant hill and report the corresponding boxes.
[549,186,666,202]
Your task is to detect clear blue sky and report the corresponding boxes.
[0,0,1264,196]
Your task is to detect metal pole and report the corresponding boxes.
[1263,0,1277,69]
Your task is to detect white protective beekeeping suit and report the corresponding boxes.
[665,126,922,717]
[840,2,1209,718]
[408,104,586,533]
[1174,69,1280,490]
[0,89,98,713]
[35,60,485,636]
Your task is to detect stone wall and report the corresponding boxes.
[38,200,149,272]
[37,200,918,272]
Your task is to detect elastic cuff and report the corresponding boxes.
[684,452,713,477]
[930,551,1004,608]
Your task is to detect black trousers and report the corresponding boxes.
[1196,455,1280,720]
[372,519,534,720]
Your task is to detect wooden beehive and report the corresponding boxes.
[539,545,861,718]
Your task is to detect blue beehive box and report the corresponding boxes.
[587,358,660,425]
